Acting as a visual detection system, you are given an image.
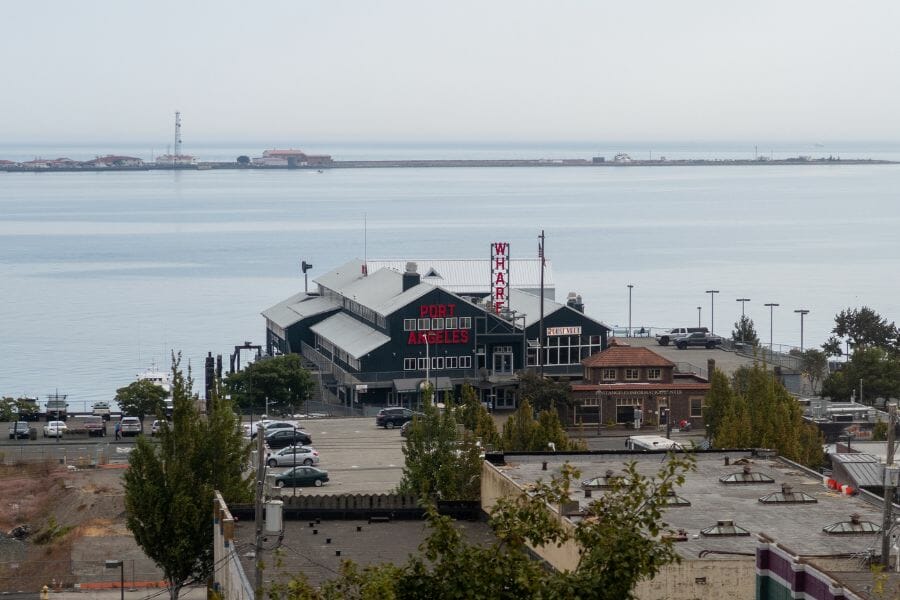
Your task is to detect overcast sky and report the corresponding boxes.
[3,1,898,144]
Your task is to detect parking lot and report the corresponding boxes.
[2,417,407,494]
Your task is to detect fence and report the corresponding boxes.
[0,559,165,592]
[0,442,130,467]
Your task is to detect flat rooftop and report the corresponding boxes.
[234,517,496,590]
[491,451,886,558]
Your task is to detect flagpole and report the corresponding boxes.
[539,230,545,377]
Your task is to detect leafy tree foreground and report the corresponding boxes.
[273,454,695,600]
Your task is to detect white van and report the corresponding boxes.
[625,435,684,451]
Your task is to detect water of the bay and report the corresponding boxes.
[2,145,899,411]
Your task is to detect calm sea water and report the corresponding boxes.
[2,143,899,411]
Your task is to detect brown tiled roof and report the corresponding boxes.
[582,345,674,368]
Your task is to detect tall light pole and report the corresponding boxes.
[697,306,702,328]
[706,290,719,334]
[736,298,751,344]
[764,303,779,356]
[627,284,634,337]
[423,331,431,405]
[794,309,810,352]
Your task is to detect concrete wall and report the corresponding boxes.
[213,492,254,600]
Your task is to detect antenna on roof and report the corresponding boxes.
[363,212,368,274]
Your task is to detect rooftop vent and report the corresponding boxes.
[719,465,774,484]
[424,268,442,278]
[823,514,882,535]
[700,520,751,537]
[758,483,818,504]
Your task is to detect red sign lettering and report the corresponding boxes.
[407,328,469,345]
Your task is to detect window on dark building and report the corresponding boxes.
[418,318,431,330]
[625,368,639,380]
[403,358,416,370]
[403,319,416,331]
[432,318,444,330]
[446,356,458,368]
[648,368,661,380]
[460,317,472,329]
[417,357,427,370]
[445,317,458,329]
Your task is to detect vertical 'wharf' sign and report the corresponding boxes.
[491,242,510,314]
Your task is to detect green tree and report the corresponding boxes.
[398,388,482,501]
[500,399,585,452]
[711,363,823,467]
[797,348,828,393]
[224,354,315,416]
[702,369,734,442]
[456,383,500,450]
[278,455,695,600]
[823,306,899,357]
[821,347,900,404]
[124,355,252,600]
[0,398,14,422]
[731,314,760,346]
[518,371,573,413]
[873,420,889,441]
[115,379,169,421]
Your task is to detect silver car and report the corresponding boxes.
[266,445,319,467]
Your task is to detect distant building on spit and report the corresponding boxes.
[252,149,333,167]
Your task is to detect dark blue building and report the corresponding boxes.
[263,260,610,410]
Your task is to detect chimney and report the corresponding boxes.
[566,292,584,313]
[402,262,420,292]
[707,358,715,379]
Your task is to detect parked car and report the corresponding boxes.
[675,332,724,350]
[150,420,169,436]
[8,421,31,440]
[43,420,68,438]
[266,445,319,467]
[274,466,329,488]
[655,327,708,346]
[265,429,312,449]
[251,421,304,439]
[120,417,142,436]
[92,401,111,420]
[375,407,418,429]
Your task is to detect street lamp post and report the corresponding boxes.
[105,560,124,600]
[705,290,719,334]
[794,309,810,352]
[736,298,751,344]
[696,306,702,328]
[764,303,779,357]
[627,284,634,337]
[423,331,431,405]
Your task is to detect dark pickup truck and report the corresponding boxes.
[675,332,724,349]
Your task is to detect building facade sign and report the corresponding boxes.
[546,326,582,336]
[491,242,510,314]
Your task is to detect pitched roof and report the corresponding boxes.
[310,313,390,358]
[261,292,341,329]
[365,258,554,296]
[581,344,674,368]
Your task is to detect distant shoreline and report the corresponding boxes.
[1,157,896,173]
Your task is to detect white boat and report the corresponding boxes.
[137,366,174,415]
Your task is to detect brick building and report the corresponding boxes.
[570,339,710,428]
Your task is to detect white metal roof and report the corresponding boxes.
[262,293,340,329]
[314,259,366,293]
[309,313,390,359]
[365,258,554,297]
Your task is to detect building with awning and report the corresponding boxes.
[263,259,610,409]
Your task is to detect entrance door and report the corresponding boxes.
[492,351,513,375]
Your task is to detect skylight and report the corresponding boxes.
[701,520,750,537]
[719,465,774,484]
[823,514,881,535]
[758,484,818,504]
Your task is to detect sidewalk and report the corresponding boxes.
[45,585,206,599]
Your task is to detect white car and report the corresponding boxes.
[150,420,169,436]
[119,417,142,436]
[266,445,320,467]
[43,421,68,438]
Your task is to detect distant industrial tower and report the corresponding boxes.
[155,111,196,167]
[174,111,183,158]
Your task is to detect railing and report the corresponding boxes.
[674,362,707,379]
[0,443,129,466]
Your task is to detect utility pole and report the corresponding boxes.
[764,303,779,359]
[882,403,898,567]
[794,309,809,352]
[627,284,634,337]
[254,423,266,597]
[706,290,719,334]
[538,230,545,376]
[736,298,751,318]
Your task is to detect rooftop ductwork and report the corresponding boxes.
[402,262,421,292]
